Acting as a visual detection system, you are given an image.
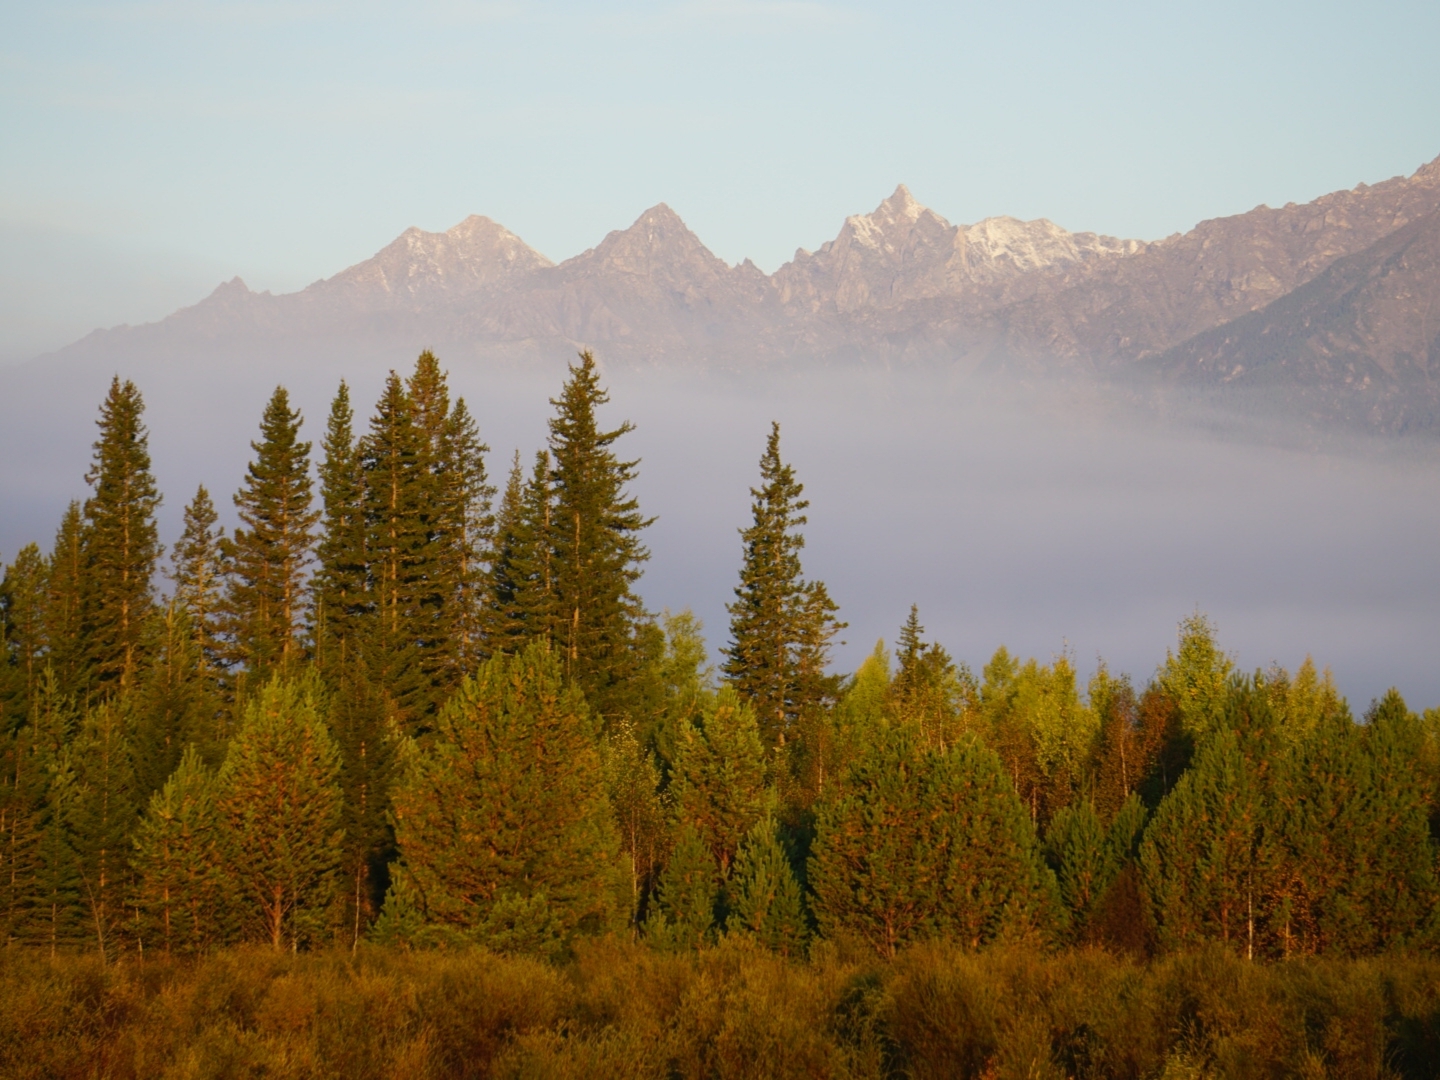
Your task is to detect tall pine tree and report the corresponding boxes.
[546,352,652,725]
[45,502,86,693]
[359,371,432,728]
[80,378,162,693]
[222,386,318,677]
[168,486,227,675]
[724,422,843,750]
[1,544,49,720]
[312,381,369,671]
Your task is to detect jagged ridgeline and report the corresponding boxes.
[43,154,1440,435]
[2,349,1439,968]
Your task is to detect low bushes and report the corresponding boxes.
[2,941,1438,1079]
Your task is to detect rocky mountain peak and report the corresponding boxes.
[309,215,551,308]
[574,203,731,281]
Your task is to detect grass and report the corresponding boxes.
[2,940,1438,1079]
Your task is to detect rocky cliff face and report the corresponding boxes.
[1149,208,1440,431]
[309,215,553,310]
[988,157,1440,365]
[44,154,1440,431]
[773,184,1139,315]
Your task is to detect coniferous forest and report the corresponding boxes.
[3,351,1440,1079]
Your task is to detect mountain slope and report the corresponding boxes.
[34,153,1440,431]
[1148,208,1440,431]
[985,157,1440,366]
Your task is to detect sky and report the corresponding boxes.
[2,0,1439,362]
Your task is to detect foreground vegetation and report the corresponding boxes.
[4,350,1440,1076]
[4,939,1440,1080]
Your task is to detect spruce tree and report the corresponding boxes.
[312,381,369,671]
[130,746,233,953]
[64,699,138,957]
[436,395,493,677]
[0,673,75,946]
[326,665,397,947]
[403,352,491,689]
[45,502,86,693]
[546,352,652,725]
[724,422,843,750]
[222,386,318,676]
[888,605,970,751]
[168,486,227,674]
[483,451,531,648]
[485,448,567,659]
[1,544,48,720]
[726,815,808,955]
[351,354,494,724]
[359,371,431,727]
[1140,726,1275,956]
[216,675,344,949]
[80,377,162,692]
[670,687,770,876]
[645,822,720,951]
[809,729,1058,957]
[382,642,625,945]
[131,602,220,794]
[1353,692,1437,947]
[1043,794,1146,939]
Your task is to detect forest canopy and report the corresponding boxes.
[2,349,1439,970]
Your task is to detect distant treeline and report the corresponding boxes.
[1,350,1438,964]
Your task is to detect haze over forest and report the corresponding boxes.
[4,156,1440,710]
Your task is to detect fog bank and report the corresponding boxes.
[3,351,1437,712]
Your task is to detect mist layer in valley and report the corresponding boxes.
[2,348,1437,712]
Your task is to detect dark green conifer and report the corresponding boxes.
[216,676,344,950]
[130,745,234,953]
[382,643,625,944]
[1351,692,1438,948]
[0,673,75,946]
[494,450,561,652]
[168,486,227,674]
[80,378,162,692]
[670,687,770,876]
[359,371,431,728]
[438,396,493,674]
[1,544,48,720]
[221,386,318,676]
[809,729,1058,957]
[888,605,968,751]
[725,815,808,955]
[131,602,220,793]
[1140,725,1275,957]
[44,502,86,693]
[64,699,138,957]
[312,381,369,671]
[327,666,397,947]
[645,822,720,951]
[724,423,844,750]
[546,352,652,725]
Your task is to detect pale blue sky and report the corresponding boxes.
[2,0,1438,359]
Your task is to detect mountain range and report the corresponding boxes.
[42,154,1440,433]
